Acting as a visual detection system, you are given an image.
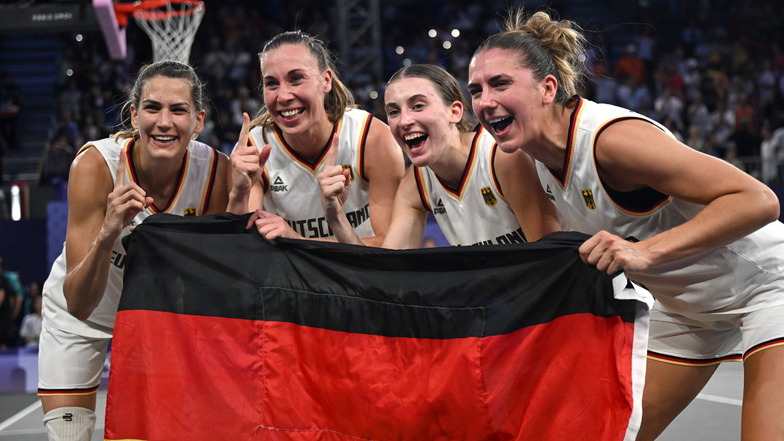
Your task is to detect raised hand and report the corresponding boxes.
[246,209,303,243]
[317,133,351,219]
[103,150,152,239]
[230,112,271,199]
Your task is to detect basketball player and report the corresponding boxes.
[467,8,784,440]
[320,64,559,248]
[38,60,229,441]
[228,30,405,245]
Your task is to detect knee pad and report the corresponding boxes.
[43,406,96,441]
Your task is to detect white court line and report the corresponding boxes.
[696,393,743,407]
[0,399,41,431]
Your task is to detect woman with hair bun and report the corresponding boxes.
[468,7,784,440]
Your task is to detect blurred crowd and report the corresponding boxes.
[0,256,42,351]
[28,0,784,194]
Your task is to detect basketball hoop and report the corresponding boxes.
[115,0,205,64]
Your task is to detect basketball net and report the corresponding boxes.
[132,0,205,64]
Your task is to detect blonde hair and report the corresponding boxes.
[252,30,355,130]
[474,8,590,103]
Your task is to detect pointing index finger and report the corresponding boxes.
[115,148,128,189]
[239,112,251,148]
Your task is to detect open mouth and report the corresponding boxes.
[280,109,304,120]
[488,116,513,132]
[151,135,177,143]
[404,133,428,150]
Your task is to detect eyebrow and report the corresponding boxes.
[386,93,428,109]
[142,99,191,107]
[263,68,307,81]
[468,74,509,89]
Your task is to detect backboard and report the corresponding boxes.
[93,0,127,60]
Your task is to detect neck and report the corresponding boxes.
[430,130,474,190]
[132,143,185,194]
[526,104,572,174]
[283,117,335,162]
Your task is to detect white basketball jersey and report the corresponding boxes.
[536,97,784,313]
[248,108,374,239]
[415,127,525,246]
[42,137,221,337]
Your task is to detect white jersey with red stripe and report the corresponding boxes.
[42,136,220,337]
[248,108,374,239]
[415,128,525,246]
[535,96,784,316]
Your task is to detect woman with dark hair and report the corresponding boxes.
[38,60,229,441]
[321,64,559,248]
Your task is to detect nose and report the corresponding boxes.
[473,90,496,113]
[399,109,414,128]
[277,83,294,103]
[157,109,173,128]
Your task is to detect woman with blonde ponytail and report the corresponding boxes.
[228,30,405,246]
[469,7,784,440]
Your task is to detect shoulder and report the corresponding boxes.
[71,143,109,176]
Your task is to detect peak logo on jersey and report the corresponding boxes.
[481,187,497,207]
[545,185,556,201]
[184,208,196,217]
[434,198,447,215]
[271,176,288,192]
[581,189,596,211]
[341,165,355,182]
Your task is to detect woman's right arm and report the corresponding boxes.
[377,169,429,249]
[227,113,271,214]
[321,165,428,249]
[62,148,149,320]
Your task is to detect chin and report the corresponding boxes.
[496,140,521,154]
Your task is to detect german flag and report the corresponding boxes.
[105,213,651,441]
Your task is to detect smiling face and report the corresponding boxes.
[260,43,333,136]
[384,76,462,167]
[130,75,204,160]
[468,47,548,153]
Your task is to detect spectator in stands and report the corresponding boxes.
[19,294,42,349]
[0,72,22,153]
[761,120,784,186]
[0,257,22,349]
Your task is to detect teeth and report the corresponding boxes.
[404,133,426,141]
[489,117,508,124]
[281,109,302,118]
[153,136,176,142]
